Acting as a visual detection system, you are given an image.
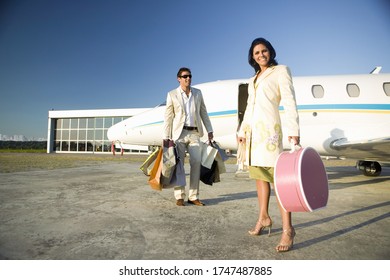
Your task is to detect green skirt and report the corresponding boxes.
[249,166,274,183]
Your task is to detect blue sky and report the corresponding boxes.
[0,0,389,139]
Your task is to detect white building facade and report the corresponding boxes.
[47,108,149,153]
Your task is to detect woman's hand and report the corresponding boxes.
[288,136,300,145]
[238,136,246,144]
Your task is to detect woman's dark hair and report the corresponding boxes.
[177,67,191,78]
[248,37,278,73]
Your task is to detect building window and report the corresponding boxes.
[70,119,78,129]
[62,119,70,129]
[87,118,94,129]
[79,130,86,140]
[70,141,77,151]
[104,117,113,128]
[384,82,390,97]
[56,119,62,129]
[62,130,70,140]
[52,116,131,153]
[311,85,324,98]
[79,118,87,129]
[87,130,94,140]
[87,141,94,151]
[95,118,104,129]
[95,129,104,141]
[346,83,360,97]
[61,141,69,151]
[78,142,86,152]
[114,117,123,124]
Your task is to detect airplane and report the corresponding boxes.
[107,67,390,176]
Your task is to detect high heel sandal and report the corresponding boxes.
[248,218,272,236]
[275,227,296,252]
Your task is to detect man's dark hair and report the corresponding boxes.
[177,67,191,77]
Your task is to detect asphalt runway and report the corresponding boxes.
[0,158,389,260]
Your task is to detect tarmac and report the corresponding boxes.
[0,158,389,260]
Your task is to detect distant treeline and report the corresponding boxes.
[0,141,47,150]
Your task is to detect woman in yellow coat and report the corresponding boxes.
[238,38,300,252]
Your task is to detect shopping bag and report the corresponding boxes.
[213,161,221,183]
[237,141,246,163]
[161,139,176,181]
[201,141,218,169]
[214,152,226,174]
[212,141,229,161]
[140,147,160,176]
[236,141,248,172]
[148,147,163,191]
[200,160,219,186]
[163,154,186,189]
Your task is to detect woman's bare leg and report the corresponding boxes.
[248,180,272,235]
[275,198,295,251]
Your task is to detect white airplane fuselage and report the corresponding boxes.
[107,73,390,175]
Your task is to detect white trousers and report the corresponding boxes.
[173,129,201,201]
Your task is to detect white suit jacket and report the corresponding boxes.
[163,87,213,140]
[238,65,300,167]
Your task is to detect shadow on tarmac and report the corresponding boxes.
[293,201,390,250]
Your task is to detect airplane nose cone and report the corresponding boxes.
[107,123,121,141]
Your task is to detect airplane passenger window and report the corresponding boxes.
[383,82,390,97]
[311,85,324,98]
[346,83,360,97]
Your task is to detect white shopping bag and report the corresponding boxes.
[201,141,218,169]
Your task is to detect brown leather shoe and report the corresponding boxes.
[187,199,205,206]
[176,199,185,206]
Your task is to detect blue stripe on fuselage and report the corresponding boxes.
[135,104,390,128]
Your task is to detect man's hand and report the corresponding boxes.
[163,139,174,148]
[208,132,214,142]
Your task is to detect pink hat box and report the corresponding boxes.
[274,146,329,212]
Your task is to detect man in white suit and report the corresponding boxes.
[163,67,214,206]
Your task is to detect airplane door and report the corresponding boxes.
[238,83,249,130]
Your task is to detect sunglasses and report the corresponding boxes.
[180,74,192,79]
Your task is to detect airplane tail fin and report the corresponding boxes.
[370,66,382,74]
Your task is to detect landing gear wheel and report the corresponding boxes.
[356,160,382,176]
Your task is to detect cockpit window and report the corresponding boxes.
[158,102,166,106]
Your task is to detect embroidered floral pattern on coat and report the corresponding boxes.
[252,121,282,152]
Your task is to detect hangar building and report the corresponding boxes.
[47,108,149,153]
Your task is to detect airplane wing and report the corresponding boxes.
[331,137,390,163]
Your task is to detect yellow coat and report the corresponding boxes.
[238,65,300,167]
